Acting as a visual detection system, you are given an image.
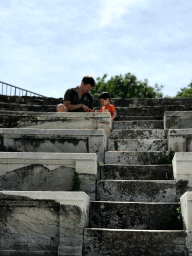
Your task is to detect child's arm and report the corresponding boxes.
[111,111,117,121]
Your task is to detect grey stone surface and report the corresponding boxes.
[97,180,177,202]
[113,120,163,129]
[105,151,163,165]
[0,164,96,200]
[168,128,192,152]
[0,152,98,200]
[109,97,192,107]
[107,139,167,151]
[0,111,112,137]
[2,95,192,107]
[83,228,188,256]
[1,128,107,163]
[164,111,192,130]
[110,129,166,139]
[181,192,192,248]
[115,115,163,121]
[173,152,192,189]
[0,191,90,256]
[89,201,181,230]
[100,164,173,180]
[116,105,192,117]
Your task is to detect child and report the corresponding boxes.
[99,92,117,121]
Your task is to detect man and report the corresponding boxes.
[57,76,95,112]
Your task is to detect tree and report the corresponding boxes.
[176,82,192,98]
[91,73,164,98]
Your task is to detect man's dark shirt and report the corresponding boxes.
[64,87,94,112]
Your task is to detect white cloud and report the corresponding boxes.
[99,0,147,26]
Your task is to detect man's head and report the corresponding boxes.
[81,76,95,93]
[99,92,110,106]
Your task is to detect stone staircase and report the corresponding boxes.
[83,98,190,256]
[1,95,192,255]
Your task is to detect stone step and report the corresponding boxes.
[110,129,166,139]
[115,105,192,116]
[105,151,163,165]
[109,97,192,107]
[100,164,173,180]
[0,102,57,112]
[107,139,167,152]
[83,228,187,256]
[116,115,163,121]
[97,180,177,202]
[1,95,192,108]
[0,95,62,105]
[89,201,181,230]
[113,120,163,129]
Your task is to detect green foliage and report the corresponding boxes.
[162,206,182,230]
[91,73,164,99]
[72,172,81,191]
[157,148,175,164]
[176,82,192,98]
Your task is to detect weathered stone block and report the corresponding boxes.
[113,120,163,129]
[97,180,177,202]
[100,164,173,180]
[83,228,187,256]
[1,128,107,163]
[105,151,163,165]
[0,111,112,137]
[107,138,167,151]
[168,129,192,152]
[0,152,97,200]
[173,152,192,188]
[164,111,192,130]
[110,129,166,139]
[89,201,181,230]
[0,191,89,256]
[181,192,192,249]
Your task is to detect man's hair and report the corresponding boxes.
[82,76,95,87]
[99,92,111,100]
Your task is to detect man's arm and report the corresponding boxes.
[111,111,117,121]
[64,101,92,112]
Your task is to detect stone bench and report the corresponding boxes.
[172,152,192,189]
[0,191,89,256]
[0,111,112,137]
[0,128,107,163]
[0,152,97,200]
[164,111,192,130]
[168,129,192,152]
[181,192,192,250]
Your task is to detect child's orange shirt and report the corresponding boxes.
[99,104,116,116]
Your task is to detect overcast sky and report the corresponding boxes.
[0,0,192,98]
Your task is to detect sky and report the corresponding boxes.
[0,0,192,98]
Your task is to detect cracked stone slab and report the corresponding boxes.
[105,151,163,165]
[110,129,166,139]
[97,180,177,202]
[83,228,187,256]
[107,139,167,152]
[0,152,97,200]
[113,120,163,130]
[0,191,89,256]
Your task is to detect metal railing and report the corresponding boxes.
[0,81,46,97]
